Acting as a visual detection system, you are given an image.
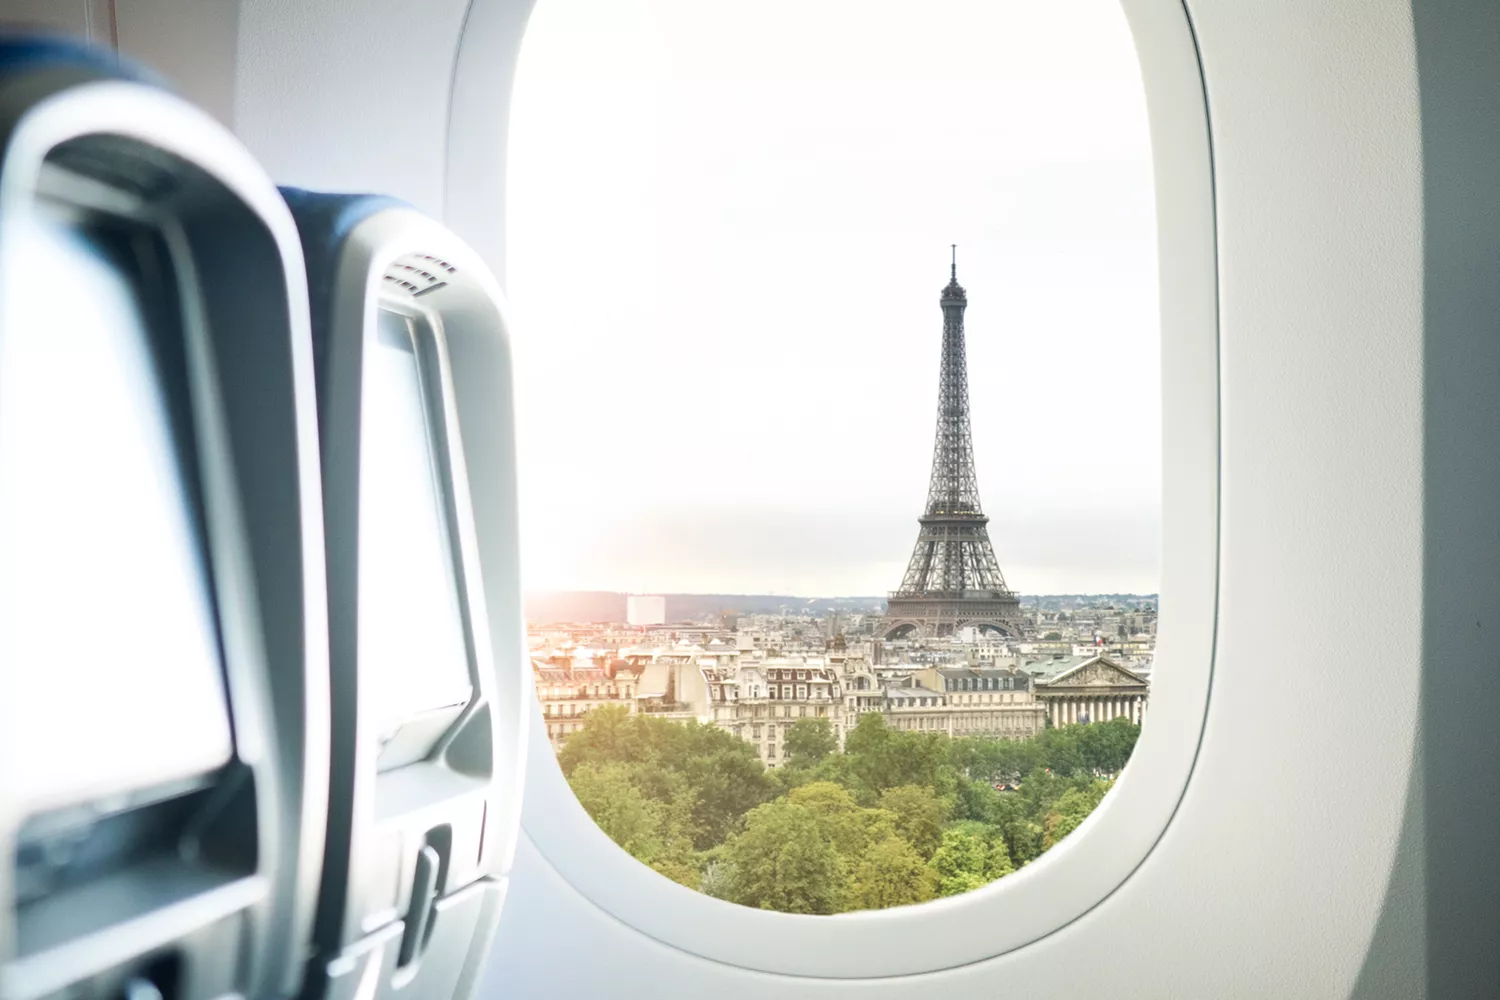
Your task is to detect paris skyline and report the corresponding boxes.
[506,0,1160,597]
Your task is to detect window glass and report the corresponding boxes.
[512,0,1158,913]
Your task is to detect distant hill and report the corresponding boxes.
[524,592,887,624]
[524,591,1157,624]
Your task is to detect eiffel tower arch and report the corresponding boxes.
[884,249,1023,640]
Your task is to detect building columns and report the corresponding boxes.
[1045,693,1164,726]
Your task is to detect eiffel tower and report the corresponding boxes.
[884,248,1022,639]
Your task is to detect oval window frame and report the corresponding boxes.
[448,0,1217,978]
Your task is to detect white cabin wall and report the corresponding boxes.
[229,0,471,218]
[112,0,473,219]
[1,0,89,37]
[107,0,533,282]
[478,0,1443,995]
[114,1,237,125]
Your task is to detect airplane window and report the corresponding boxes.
[359,310,474,744]
[0,218,231,808]
[510,0,1158,912]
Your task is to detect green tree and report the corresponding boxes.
[986,837,1016,879]
[787,781,895,859]
[842,711,894,764]
[784,717,838,768]
[931,822,1015,897]
[1042,782,1112,850]
[556,694,1122,913]
[567,762,670,861]
[843,714,955,799]
[649,857,703,890]
[949,736,1041,785]
[723,801,850,914]
[681,745,777,848]
[931,824,994,897]
[1078,716,1140,775]
[849,836,939,910]
[990,789,1046,865]
[1038,726,1088,777]
[556,705,646,774]
[946,736,991,779]
[950,776,1003,825]
[699,859,734,899]
[879,784,950,859]
[1043,631,1063,641]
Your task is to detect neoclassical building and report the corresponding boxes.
[1032,654,1149,728]
[904,665,1048,740]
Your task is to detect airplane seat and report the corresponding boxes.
[279,189,523,1000]
[0,35,330,1000]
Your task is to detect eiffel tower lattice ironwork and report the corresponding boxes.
[884,248,1023,639]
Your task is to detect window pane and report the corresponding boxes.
[513,0,1158,913]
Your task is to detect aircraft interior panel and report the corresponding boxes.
[0,1,1496,998]
[0,43,331,1000]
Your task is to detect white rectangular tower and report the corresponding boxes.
[626,594,666,626]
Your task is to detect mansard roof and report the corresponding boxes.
[935,664,1023,678]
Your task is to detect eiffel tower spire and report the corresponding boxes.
[884,250,1021,640]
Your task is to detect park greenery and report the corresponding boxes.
[556,706,1141,913]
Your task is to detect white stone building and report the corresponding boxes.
[700,656,843,767]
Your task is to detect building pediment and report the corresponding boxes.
[1037,656,1148,690]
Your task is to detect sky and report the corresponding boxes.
[506,0,1160,597]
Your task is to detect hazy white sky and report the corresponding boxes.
[507,0,1160,596]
